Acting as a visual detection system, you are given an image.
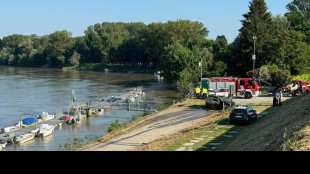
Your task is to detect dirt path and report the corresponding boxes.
[80,108,209,151]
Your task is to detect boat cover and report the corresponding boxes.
[22,118,38,126]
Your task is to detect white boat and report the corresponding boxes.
[67,106,83,125]
[38,124,55,137]
[38,112,55,121]
[2,122,21,133]
[0,141,7,150]
[92,109,104,116]
[15,132,36,144]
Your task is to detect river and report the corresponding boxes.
[0,66,179,151]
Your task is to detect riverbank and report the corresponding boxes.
[79,92,310,151]
[78,98,216,151]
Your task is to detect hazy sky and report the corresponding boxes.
[0,0,292,43]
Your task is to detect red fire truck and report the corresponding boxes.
[202,77,260,99]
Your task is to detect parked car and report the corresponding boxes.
[229,106,257,125]
[206,96,235,110]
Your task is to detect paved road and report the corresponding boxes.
[81,109,209,151]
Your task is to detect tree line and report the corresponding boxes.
[0,0,310,94]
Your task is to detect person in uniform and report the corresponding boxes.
[196,87,201,98]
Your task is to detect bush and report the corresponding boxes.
[156,103,169,111]
[108,120,123,132]
[269,69,292,87]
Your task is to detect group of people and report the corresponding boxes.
[195,86,208,98]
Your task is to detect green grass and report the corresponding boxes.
[162,102,275,151]
[108,111,152,133]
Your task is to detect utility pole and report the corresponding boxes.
[253,36,257,78]
[199,59,202,88]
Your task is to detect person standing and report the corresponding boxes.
[273,89,280,107]
[196,87,201,98]
[203,88,208,98]
[279,89,283,106]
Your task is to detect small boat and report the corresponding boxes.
[0,141,7,150]
[38,112,55,122]
[22,118,38,128]
[67,106,83,125]
[38,124,55,137]
[92,109,104,116]
[14,132,36,144]
[2,122,21,133]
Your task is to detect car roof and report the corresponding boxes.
[234,106,251,110]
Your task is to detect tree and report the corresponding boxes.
[176,68,193,97]
[160,43,195,81]
[0,39,3,50]
[236,0,273,76]
[212,35,229,63]
[285,0,310,27]
[275,30,310,75]
[295,20,310,44]
[69,52,81,67]
[45,30,74,67]
[258,66,270,86]
[272,15,292,35]
[84,26,104,63]
[269,69,292,88]
[73,36,90,64]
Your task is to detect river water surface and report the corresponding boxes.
[0,66,179,151]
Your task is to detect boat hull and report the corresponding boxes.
[38,125,55,137]
[15,133,35,144]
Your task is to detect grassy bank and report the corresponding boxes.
[134,93,310,151]
[133,101,271,151]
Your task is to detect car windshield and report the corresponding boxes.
[219,89,229,92]
[232,109,247,114]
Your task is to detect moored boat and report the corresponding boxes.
[14,132,36,144]
[92,108,104,116]
[22,118,38,128]
[38,112,55,121]
[2,121,21,133]
[38,124,55,137]
[67,105,83,125]
[0,141,7,150]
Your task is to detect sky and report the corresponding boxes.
[0,0,292,43]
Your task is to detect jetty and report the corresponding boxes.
[85,86,157,113]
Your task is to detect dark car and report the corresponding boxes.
[206,96,235,110]
[229,106,257,125]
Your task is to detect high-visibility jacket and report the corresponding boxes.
[203,88,208,94]
[196,88,201,94]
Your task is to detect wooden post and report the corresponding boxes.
[192,121,195,139]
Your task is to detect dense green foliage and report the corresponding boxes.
[292,74,310,83]
[231,0,310,77]
[1,0,310,92]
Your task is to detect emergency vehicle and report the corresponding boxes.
[202,77,260,99]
